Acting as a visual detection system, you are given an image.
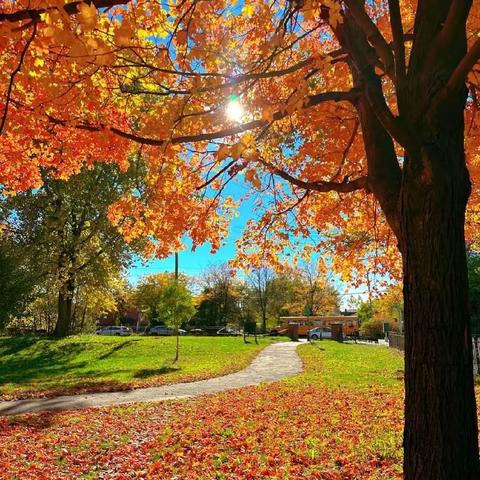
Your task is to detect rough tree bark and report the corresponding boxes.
[399,98,479,479]
[339,2,480,477]
[54,277,74,338]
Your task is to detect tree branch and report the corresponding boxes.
[47,89,360,146]
[0,0,131,24]
[446,38,480,95]
[438,0,473,48]
[0,23,36,135]
[344,0,395,78]
[258,156,369,194]
[387,0,406,96]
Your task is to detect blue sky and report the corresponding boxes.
[126,177,372,308]
[128,179,255,283]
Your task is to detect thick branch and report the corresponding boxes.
[447,38,480,94]
[259,157,369,193]
[420,38,480,118]
[344,0,395,77]
[387,0,406,96]
[0,0,131,24]
[439,0,473,47]
[47,89,360,146]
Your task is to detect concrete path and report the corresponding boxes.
[0,341,303,416]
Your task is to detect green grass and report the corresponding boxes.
[0,334,278,399]
[291,340,405,391]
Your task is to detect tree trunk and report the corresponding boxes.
[54,279,74,338]
[399,121,479,478]
[174,330,179,363]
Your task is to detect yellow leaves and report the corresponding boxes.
[300,0,343,28]
[242,4,256,17]
[77,2,97,31]
[230,143,243,160]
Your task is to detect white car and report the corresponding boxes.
[308,327,332,340]
[96,326,131,336]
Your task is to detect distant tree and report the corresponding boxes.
[356,300,376,325]
[156,280,195,362]
[191,264,241,327]
[283,264,339,317]
[133,272,190,326]
[468,250,480,335]
[247,267,274,334]
[266,274,298,319]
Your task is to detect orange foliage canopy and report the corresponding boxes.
[0,0,479,283]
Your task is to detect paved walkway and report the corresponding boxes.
[0,341,303,416]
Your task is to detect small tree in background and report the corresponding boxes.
[156,281,195,362]
[468,250,480,335]
[242,315,258,345]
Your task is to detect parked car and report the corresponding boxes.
[96,326,131,336]
[178,329,187,336]
[189,328,205,336]
[308,327,332,340]
[216,327,241,336]
[149,325,174,336]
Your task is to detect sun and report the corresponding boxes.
[226,97,244,122]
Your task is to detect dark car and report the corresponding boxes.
[189,328,205,336]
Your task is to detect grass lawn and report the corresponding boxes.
[2,342,477,479]
[0,341,413,479]
[0,335,277,400]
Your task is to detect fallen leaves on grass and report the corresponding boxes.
[0,384,404,479]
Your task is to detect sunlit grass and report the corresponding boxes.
[0,334,278,399]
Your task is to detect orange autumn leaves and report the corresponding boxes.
[0,372,405,479]
[0,1,480,278]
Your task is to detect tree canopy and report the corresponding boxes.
[0,0,476,282]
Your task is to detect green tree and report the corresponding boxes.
[1,163,142,337]
[156,280,195,362]
[468,250,480,335]
[0,235,35,330]
[356,300,376,325]
[133,272,189,326]
[191,264,241,327]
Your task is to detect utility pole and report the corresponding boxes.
[174,251,179,281]
[174,251,179,362]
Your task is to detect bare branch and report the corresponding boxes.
[258,156,369,194]
[0,0,131,24]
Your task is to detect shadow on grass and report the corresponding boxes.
[0,336,45,356]
[0,342,90,387]
[98,339,140,360]
[133,365,180,379]
[4,412,56,430]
